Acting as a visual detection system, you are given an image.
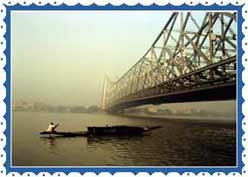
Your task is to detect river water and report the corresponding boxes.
[12,111,236,166]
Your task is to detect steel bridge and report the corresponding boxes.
[102,12,237,112]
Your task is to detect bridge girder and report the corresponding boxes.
[102,12,237,112]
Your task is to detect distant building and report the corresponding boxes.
[12,100,34,111]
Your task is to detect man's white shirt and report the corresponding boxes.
[46,124,56,132]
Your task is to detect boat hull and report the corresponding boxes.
[40,131,89,137]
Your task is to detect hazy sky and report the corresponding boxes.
[11,11,236,113]
[12,11,172,106]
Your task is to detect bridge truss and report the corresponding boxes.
[102,12,237,112]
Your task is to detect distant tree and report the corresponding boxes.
[87,105,100,113]
[33,102,48,112]
[56,105,68,113]
[47,105,56,112]
[70,106,87,113]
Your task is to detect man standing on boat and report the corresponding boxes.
[46,122,59,133]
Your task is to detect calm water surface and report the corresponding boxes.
[12,112,236,166]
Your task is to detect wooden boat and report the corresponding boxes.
[40,131,89,137]
[40,125,161,137]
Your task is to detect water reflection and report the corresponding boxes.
[40,137,57,149]
[86,135,144,144]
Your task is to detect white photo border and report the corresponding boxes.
[0,0,247,176]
